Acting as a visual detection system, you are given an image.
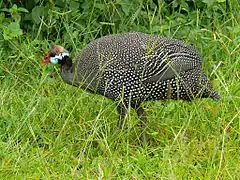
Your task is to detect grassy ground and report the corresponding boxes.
[1,1,240,179]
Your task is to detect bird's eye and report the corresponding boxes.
[49,53,56,57]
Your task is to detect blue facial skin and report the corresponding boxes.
[50,53,69,65]
[50,57,59,64]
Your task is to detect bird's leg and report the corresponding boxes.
[137,106,148,144]
[116,103,128,130]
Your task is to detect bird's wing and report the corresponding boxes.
[94,33,202,83]
[136,39,203,82]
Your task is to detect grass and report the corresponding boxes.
[0,1,240,179]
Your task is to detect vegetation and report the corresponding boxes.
[0,0,239,178]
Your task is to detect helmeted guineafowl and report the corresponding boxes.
[42,32,219,141]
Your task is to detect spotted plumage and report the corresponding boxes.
[43,32,219,141]
[64,32,219,104]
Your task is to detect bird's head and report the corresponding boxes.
[42,45,70,65]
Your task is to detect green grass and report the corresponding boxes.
[1,1,240,179]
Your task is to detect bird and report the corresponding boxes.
[42,32,219,142]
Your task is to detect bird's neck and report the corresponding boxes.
[59,56,100,91]
[59,56,76,85]
[60,56,73,71]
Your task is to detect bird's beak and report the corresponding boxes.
[41,45,64,65]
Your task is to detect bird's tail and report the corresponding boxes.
[209,89,220,101]
[201,72,220,101]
